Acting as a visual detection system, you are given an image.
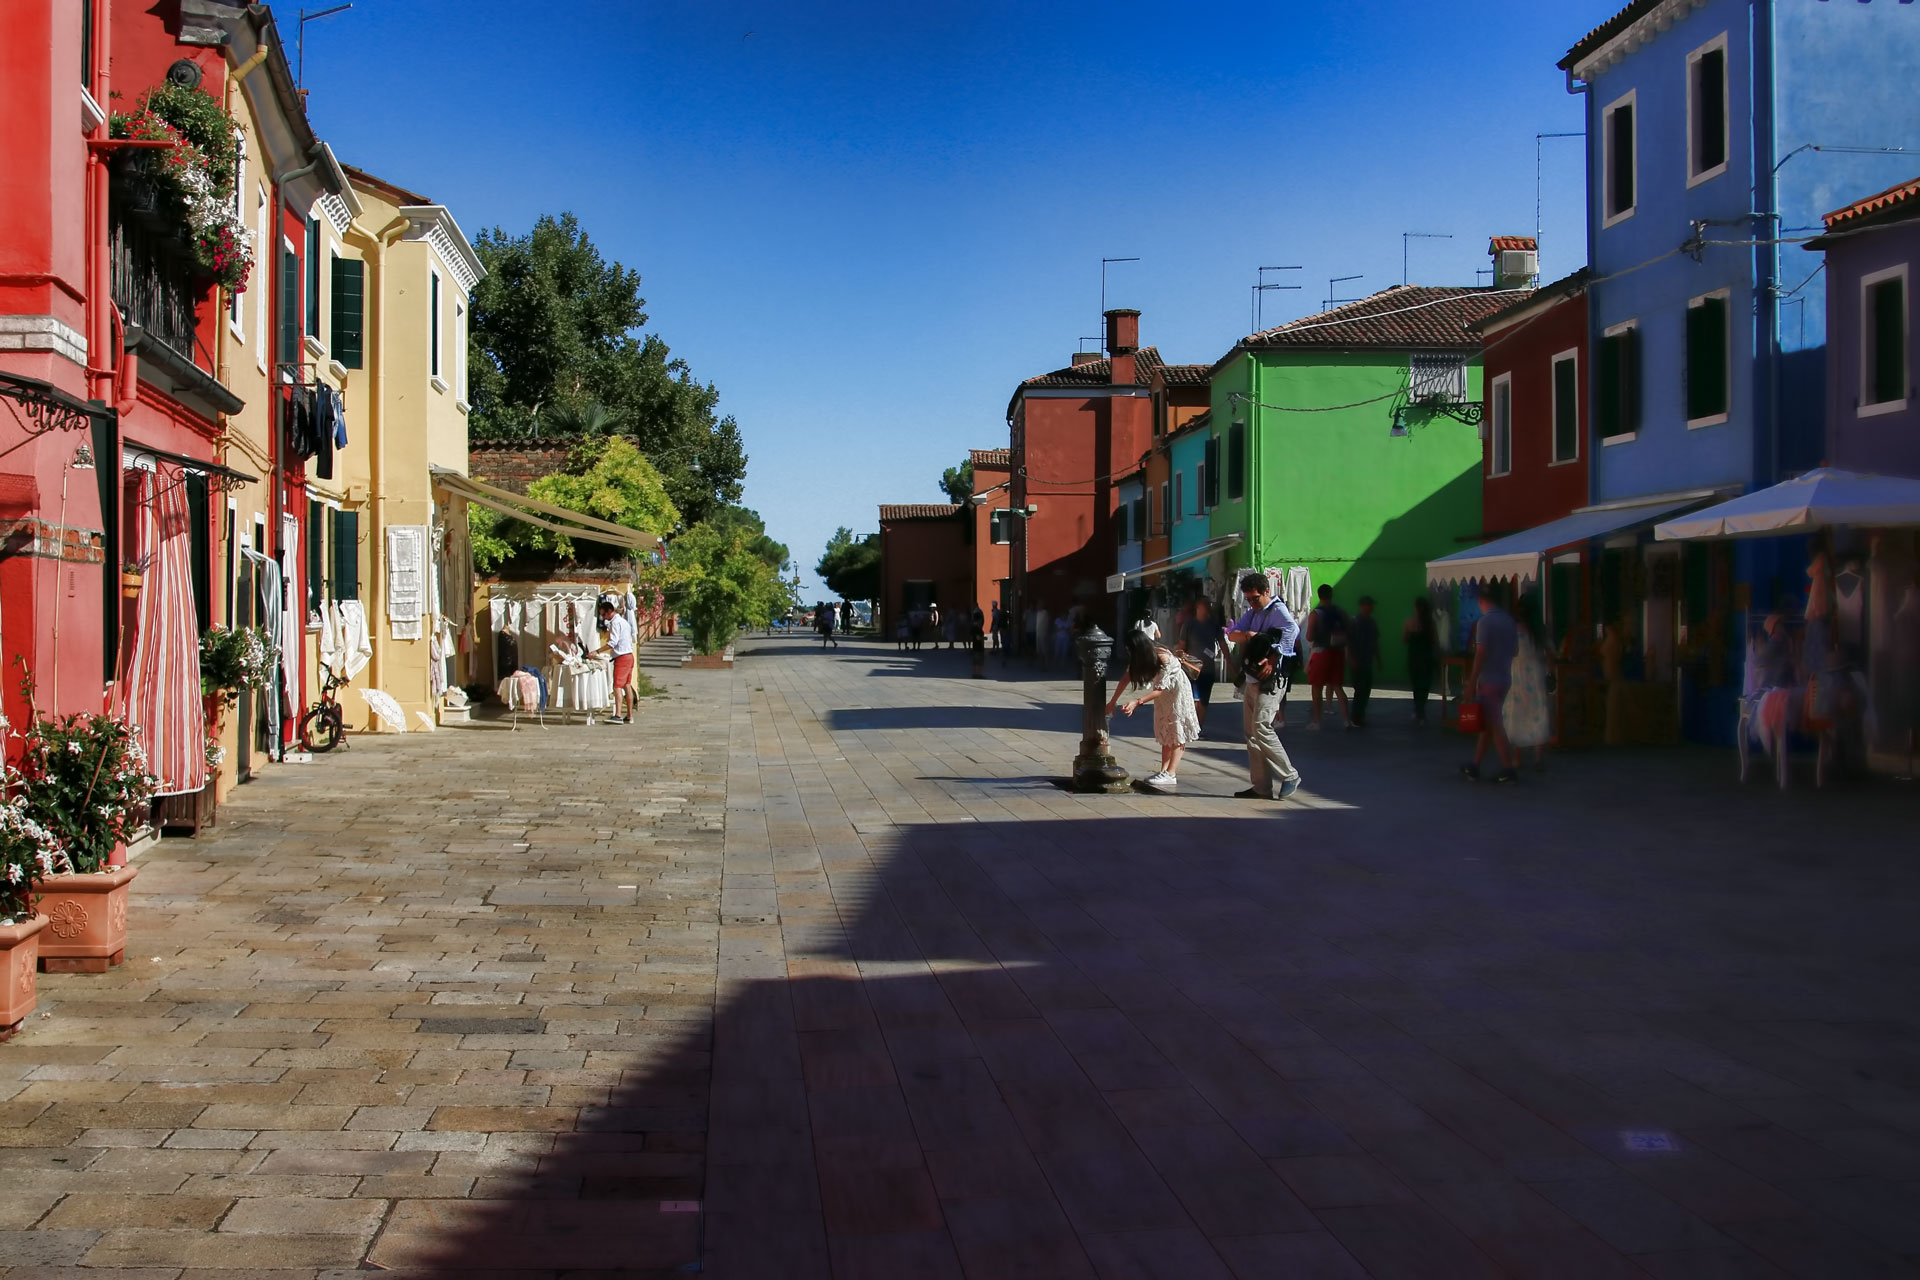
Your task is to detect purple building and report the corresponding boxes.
[1808,178,1919,478]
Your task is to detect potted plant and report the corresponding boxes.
[107,84,254,292]
[200,624,275,708]
[15,713,158,973]
[120,561,145,599]
[0,798,68,1035]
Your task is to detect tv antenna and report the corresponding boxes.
[1402,232,1453,285]
[1323,274,1363,310]
[1101,256,1140,325]
[297,5,353,88]
[1251,265,1302,332]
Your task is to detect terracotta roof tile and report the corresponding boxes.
[1558,0,1662,71]
[1488,236,1538,253]
[1154,363,1212,387]
[969,448,1011,469]
[1821,174,1920,231]
[1023,346,1167,389]
[1240,286,1516,354]
[878,503,963,521]
[1470,269,1589,335]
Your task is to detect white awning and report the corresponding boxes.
[1426,495,1705,588]
[1112,534,1244,588]
[1654,468,1920,540]
[430,467,662,554]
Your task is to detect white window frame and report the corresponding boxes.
[228,131,247,336]
[1686,33,1730,189]
[254,185,269,371]
[1860,262,1910,418]
[1600,318,1638,444]
[1686,288,1732,429]
[1549,348,1580,466]
[429,268,446,392]
[1602,89,1637,228]
[1488,372,1512,478]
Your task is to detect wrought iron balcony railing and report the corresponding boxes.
[109,213,214,375]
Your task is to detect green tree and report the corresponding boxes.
[939,457,974,505]
[467,213,747,523]
[815,526,882,602]
[710,504,789,572]
[645,519,790,655]
[467,436,678,570]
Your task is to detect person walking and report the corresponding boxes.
[1305,584,1355,730]
[1462,581,1520,782]
[1507,601,1552,769]
[1404,596,1438,725]
[595,597,637,725]
[1348,596,1381,728]
[1178,598,1225,731]
[818,601,838,649]
[1107,626,1201,793]
[990,601,1006,651]
[1226,571,1303,800]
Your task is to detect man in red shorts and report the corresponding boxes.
[1304,584,1355,730]
[596,597,637,724]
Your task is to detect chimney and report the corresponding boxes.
[1070,352,1102,366]
[1489,236,1539,290]
[1105,308,1140,386]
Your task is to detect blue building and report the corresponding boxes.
[1167,411,1218,582]
[1558,0,1920,739]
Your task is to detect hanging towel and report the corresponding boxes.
[336,599,373,679]
[320,600,343,674]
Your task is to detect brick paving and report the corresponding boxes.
[3,634,1919,1277]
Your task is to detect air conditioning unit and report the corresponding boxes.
[1499,249,1539,281]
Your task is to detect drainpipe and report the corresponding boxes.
[341,214,408,694]
[1247,351,1260,572]
[1565,64,1594,510]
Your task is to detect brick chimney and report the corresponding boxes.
[1105,308,1140,385]
[1070,352,1102,366]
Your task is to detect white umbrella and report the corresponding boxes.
[1654,468,1920,540]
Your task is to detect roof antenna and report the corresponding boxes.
[1251,266,1302,332]
[296,5,353,89]
[1402,232,1453,285]
[1323,274,1363,310]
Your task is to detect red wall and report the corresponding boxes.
[1480,290,1589,537]
[879,516,974,633]
[969,460,1011,618]
[1013,385,1152,627]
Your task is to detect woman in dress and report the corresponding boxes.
[1107,627,1201,793]
[1506,600,1552,768]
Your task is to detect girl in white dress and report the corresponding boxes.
[1107,627,1202,792]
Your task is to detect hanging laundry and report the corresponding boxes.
[335,599,373,679]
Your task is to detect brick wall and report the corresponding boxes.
[468,442,574,494]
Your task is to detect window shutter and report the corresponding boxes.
[305,217,321,338]
[279,245,300,367]
[186,474,210,635]
[1553,357,1579,462]
[1686,296,1728,420]
[307,499,325,614]
[1621,328,1643,433]
[1204,439,1221,508]
[1871,278,1906,404]
[1227,423,1247,500]
[331,258,364,369]
[331,508,359,600]
[1131,497,1146,542]
[1114,502,1129,548]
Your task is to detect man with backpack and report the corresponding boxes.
[1226,572,1303,801]
[1305,584,1355,730]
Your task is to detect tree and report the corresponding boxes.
[709,505,789,573]
[816,526,882,602]
[466,436,678,571]
[467,213,747,524]
[939,457,974,505]
[644,519,792,655]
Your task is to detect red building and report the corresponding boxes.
[1006,309,1166,636]
[877,504,971,635]
[1,0,347,785]
[967,447,1012,617]
[1472,263,1591,538]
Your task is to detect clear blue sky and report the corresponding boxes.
[299,0,1620,598]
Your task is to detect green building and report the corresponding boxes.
[1206,286,1516,680]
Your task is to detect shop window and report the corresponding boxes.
[1686,291,1730,425]
[1862,265,1908,413]
[1488,374,1512,477]
[1551,350,1579,464]
[305,216,321,339]
[1603,91,1636,225]
[1597,321,1641,439]
[331,256,364,369]
[1226,421,1246,501]
[1688,37,1728,185]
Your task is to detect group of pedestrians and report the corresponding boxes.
[814,601,855,648]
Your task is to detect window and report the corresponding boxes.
[1686,291,1730,424]
[989,510,1012,545]
[305,216,321,339]
[1226,421,1246,501]
[1603,91,1636,224]
[1551,350,1579,464]
[1411,353,1469,403]
[1158,481,1170,534]
[1597,321,1641,440]
[1131,496,1146,544]
[1114,500,1130,548]
[455,300,467,402]
[224,498,237,625]
[429,270,443,381]
[1202,438,1221,508]
[229,134,246,333]
[278,238,300,368]
[328,508,359,600]
[331,256,364,368]
[82,0,95,85]
[1489,374,1512,477]
[307,499,326,616]
[1688,36,1728,185]
[1173,472,1184,525]
[1862,265,1909,414]
[185,473,210,635]
[254,188,268,369]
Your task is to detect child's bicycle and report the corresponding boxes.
[298,666,351,753]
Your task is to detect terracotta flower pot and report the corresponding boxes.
[0,915,47,1035]
[121,571,144,599]
[36,864,138,973]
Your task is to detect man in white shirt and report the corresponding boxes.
[596,597,637,724]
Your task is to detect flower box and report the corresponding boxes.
[36,865,138,974]
[0,915,47,1038]
[682,653,732,670]
[153,780,216,836]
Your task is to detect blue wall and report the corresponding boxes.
[1169,426,1211,567]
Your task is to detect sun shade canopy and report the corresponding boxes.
[1655,468,1920,540]
[1426,495,1705,587]
[430,467,663,553]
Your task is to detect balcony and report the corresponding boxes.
[108,209,242,417]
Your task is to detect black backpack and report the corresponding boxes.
[1240,628,1289,692]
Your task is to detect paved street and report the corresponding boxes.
[5,634,1920,1279]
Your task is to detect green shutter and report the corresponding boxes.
[307,499,325,615]
[332,509,359,601]
[279,245,300,367]
[330,258,364,369]
[1204,438,1221,507]
[1871,278,1906,405]
[1553,356,1579,462]
[305,217,320,338]
[1227,423,1246,500]
[1687,297,1728,420]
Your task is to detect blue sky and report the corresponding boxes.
[300,0,1621,597]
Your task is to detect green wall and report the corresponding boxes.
[1210,349,1483,681]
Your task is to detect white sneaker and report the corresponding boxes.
[1142,771,1176,792]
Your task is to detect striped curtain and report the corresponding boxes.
[122,471,208,798]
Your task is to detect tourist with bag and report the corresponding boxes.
[1226,572,1303,801]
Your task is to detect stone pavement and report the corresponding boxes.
[4,634,1920,1278]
